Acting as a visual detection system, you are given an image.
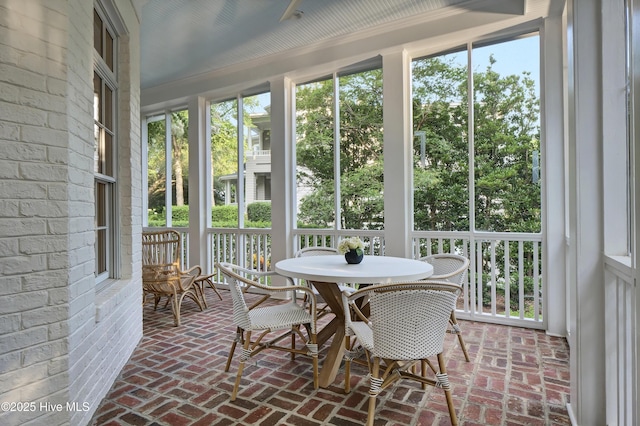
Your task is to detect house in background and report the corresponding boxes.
[219,109,272,206]
[0,1,637,426]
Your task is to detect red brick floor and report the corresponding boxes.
[91,289,570,426]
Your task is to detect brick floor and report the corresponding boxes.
[91,289,570,426]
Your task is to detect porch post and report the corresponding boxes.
[269,77,295,283]
[187,96,211,270]
[566,0,606,423]
[382,49,413,258]
[541,14,567,337]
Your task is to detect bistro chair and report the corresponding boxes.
[341,281,461,426]
[295,246,356,318]
[420,253,471,361]
[141,230,204,326]
[216,262,319,401]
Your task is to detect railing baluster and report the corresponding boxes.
[518,240,524,320]
[504,239,511,318]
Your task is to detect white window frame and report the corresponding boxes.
[93,3,119,287]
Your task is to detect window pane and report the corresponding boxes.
[106,30,114,71]
[171,110,189,225]
[147,116,167,226]
[243,92,271,228]
[104,132,113,176]
[93,9,102,54]
[93,73,102,123]
[210,100,239,227]
[412,50,469,231]
[339,69,384,230]
[104,85,113,130]
[95,181,107,276]
[472,36,541,233]
[296,78,335,228]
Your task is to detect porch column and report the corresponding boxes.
[188,96,211,269]
[382,49,413,257]
[542,14,566,337]
[566,0,605,423]
[269,77,295,282]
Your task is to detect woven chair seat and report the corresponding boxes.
[248,302,314,330]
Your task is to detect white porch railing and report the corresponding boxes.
[412,230,544,328]
[294,228,385,255]
[604,255,637,426]
[152,227,545,329]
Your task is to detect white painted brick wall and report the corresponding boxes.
[0,0,143,425]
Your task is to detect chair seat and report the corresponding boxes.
[349,321,373,351]
[249,302,314,330]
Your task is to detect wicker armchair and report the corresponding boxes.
[420,253,471,361]
[142,230,204,326]
[341,281,461,426]
[295,247,356,318]
[216,262,319,401]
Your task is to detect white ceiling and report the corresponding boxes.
[139,0,480,89]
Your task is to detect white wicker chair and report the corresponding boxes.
[420,253,471,361]
[216,262,319,400]
[341,281,461,426]
[295,247,356,318]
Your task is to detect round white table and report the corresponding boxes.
[275,255,433,388]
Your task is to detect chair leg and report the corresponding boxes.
[231,330,251,401]
[367,357,381,426]
[310,333,318,390]
[205,277,223,301]
[344,336,352,394]
[450,311,470,362]
[225,328,241,372]
[171,294,182,327]
[437,353,458,426]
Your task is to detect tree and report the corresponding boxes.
[296,52,540,238]
[296,69,384,230]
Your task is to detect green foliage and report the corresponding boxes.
[296,69,384,230]
[211,205,238,222]
[247,202,271,222]
[171,205,189,222]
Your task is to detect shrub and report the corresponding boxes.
[247,202,271,222]
[212,205,238,222]
[171,205,189,222]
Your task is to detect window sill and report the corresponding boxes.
[95,278,140,323]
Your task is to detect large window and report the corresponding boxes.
[93,6,117,283]
[295,66,384,230]
[412,35,541,233]
[146,110,190,227]
[210,92,272,228]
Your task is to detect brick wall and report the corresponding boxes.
[0,0,142,424]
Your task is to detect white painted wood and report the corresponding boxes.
[566,0,606,423]
[187,96,209,269]
[541,13,567,337]
[382,49,413,258]
[269,77,295,286]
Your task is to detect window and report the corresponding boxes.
[93,6,117,283]
[146,110,190,227]
[412,34,541,233]
[295,65,384,230]
[209,91,272,227]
